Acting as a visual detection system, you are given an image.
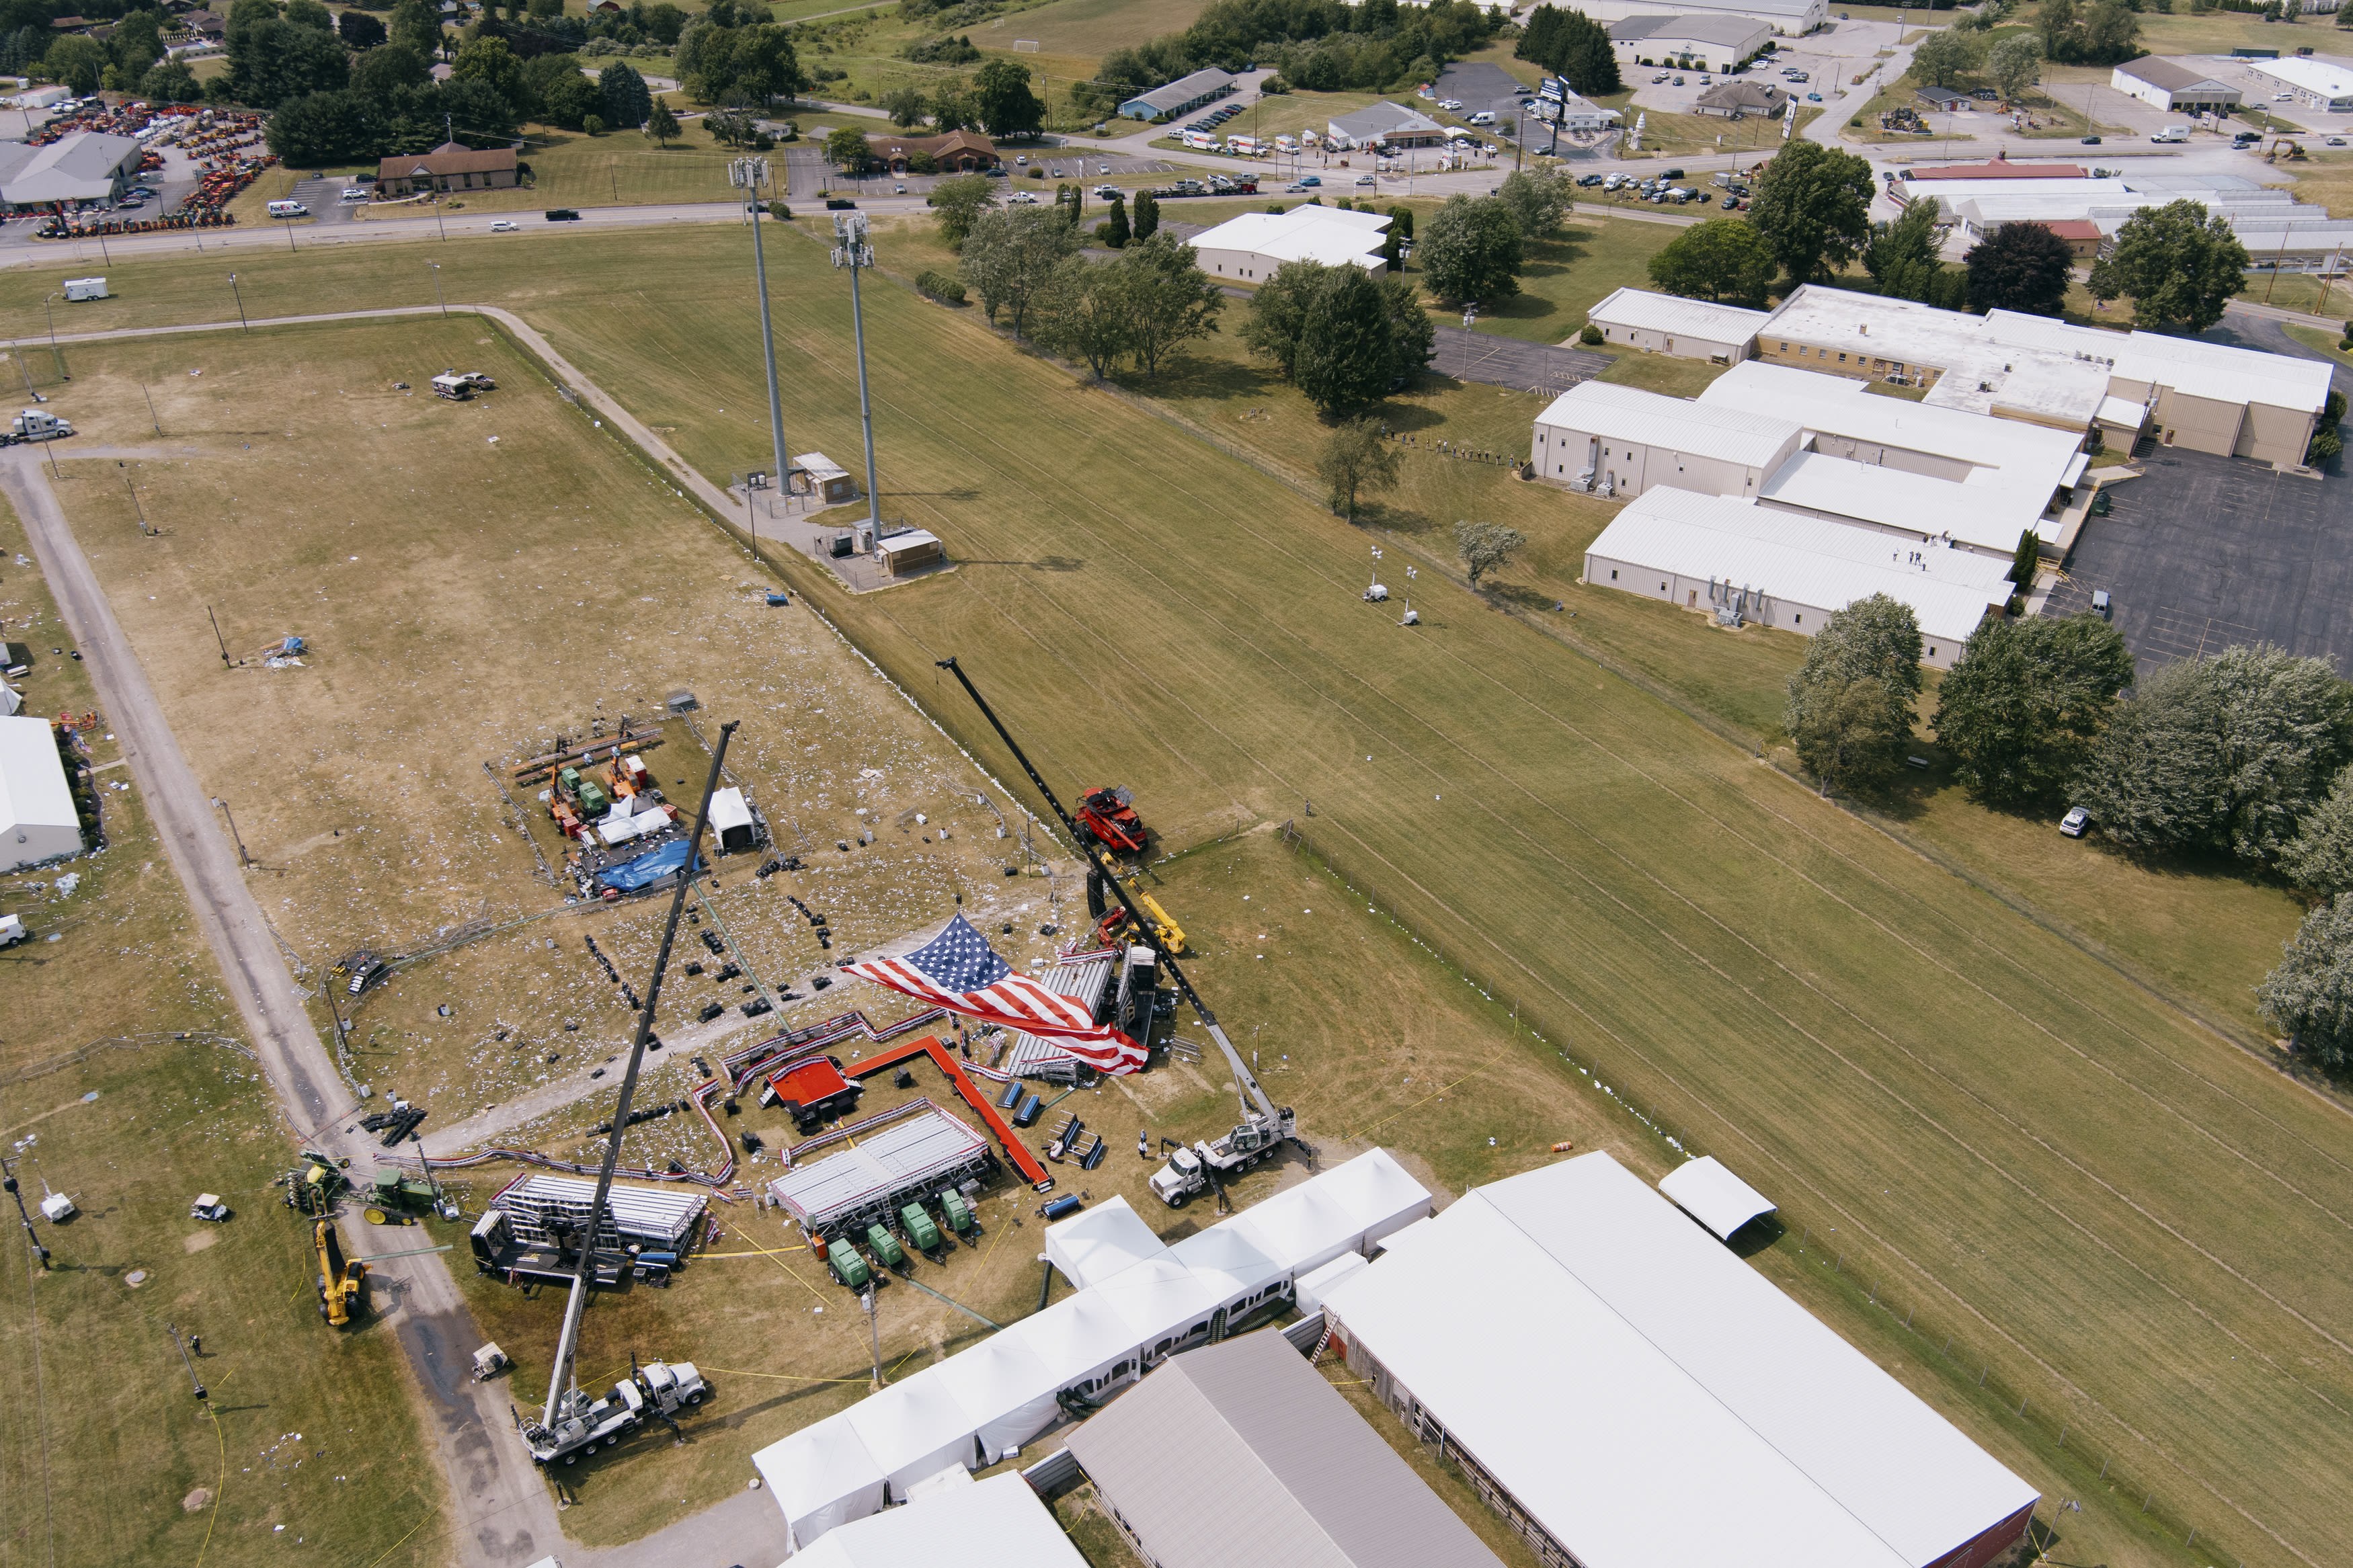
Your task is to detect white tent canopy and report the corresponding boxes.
[1044,1194,1169,1289]
[1094,1253,1223,1352]
[1319,1146,1433,1250]
[1659,1155,1776,1241]
[781,1471,1090,1568]
[1007,1282,1146,1395]
[930,1334,1062,1464]
[843,1366,982,1493]
[1168,1221,1289,1318]
[752,1414,887,1553]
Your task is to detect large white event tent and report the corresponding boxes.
[752,1148,1433,1554]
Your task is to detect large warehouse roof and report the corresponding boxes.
[1753,286,2110,425]
[1587,284,1771,343]
[1187,206,1390,271]
[0,130,140,204]
[1981,311,2334,416]
[1321,1152,2038,1568]
[787,1472,1089,1568]
[1759,448,2063,552]
[1587,488,2010,649]
[1536,379,1800,469]
[1065,1329,1508,1568]
[0,716,77,841]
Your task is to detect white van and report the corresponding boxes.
[266,199,309,218]
[1468,109,1496,126]
[2150,124,2188,142]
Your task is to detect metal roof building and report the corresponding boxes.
[1187,205,1392,281]
[786,1471,1088,1568]
[1657,1154,1776,1241]
[1320,1151,2040,1568]
[0,716,80,871]
[1582,487,2009,667]
[1586,284,1771,363]
[0,130,142,208]
[1118,67,1236,121]
[2108,56,2243,113]
[2245,52,2353,110]
[1066,1327,1509,1568]
[1533,379,1804,502]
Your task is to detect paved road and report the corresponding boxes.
[0,390,566,1568]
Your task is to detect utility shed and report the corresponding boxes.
[0,716,80,872]
[1065,1327,1509,1568]
[1321,1151,2039,1568]
[1657,1154,1776,1240]
[785,1471,1089,1567]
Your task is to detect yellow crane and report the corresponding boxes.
[315,1219,367,1327]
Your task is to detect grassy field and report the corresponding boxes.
[0,492,440,1567]
[9,226,2353,1567]
[975,0,1210,69]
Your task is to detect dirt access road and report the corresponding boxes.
[0,446,565,1567]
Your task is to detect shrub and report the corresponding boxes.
[766,201,790,220]
[2310,423,2343,464]
[583,114,606,135]
[916,269,967,304]
[1579,322,1603,345]
[752,130,774,149]
[1027,165,1044,177]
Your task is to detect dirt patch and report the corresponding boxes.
[182,1487,212,1513]
[180,1230,216,1253]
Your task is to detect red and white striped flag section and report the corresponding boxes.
[841,913,1146,1075]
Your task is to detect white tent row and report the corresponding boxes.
[751,1148,1433,1554]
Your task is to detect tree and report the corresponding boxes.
[2038,0,2077,59]
[1862,195,1940,288]
[882,83,930,128]
[1931,613,2135,804]
[601,60,653,128]
[2256,899,2353,1069]
[352,42,430,101]
[42,35,107,95]
[1785,593,1924,796]
[1455,520,1527,587]
[930,81,974,130]
[453,36,527,118]
[141,56,201,103]
[1099,191,1130,247]
[2075,0,2141,65]
[391,0,443,58]
[1037,257,1135,378]
[1749,140,1875,287]
[227,18,351,108]
[645,97,680,146]
[1418,194,1525,304]
[1318,417,1402,521]
[1909,26,1984,87]
[2087,200,2249,332]
[1961,220,2073,317]
[339,8,389,48]
[1517,4,1620,95]
[1987,33,2040,100]
[109,9,163,82]
[265,89,373,163]
[927,171,998,249]
[1131,185,1160,242]
[2073,643,2353,862]
[1496,166,1574,241]
[973,58,1043,138]
[825,122,874,172]
[1298,265,1404,415]
[535,63,601,128]
[284,0,333,30]
[1119,231,1223,376]
[958,205,1082,337]
[2008,528,2041,589]
[1647,217,1777,305]
[2280,768,2353,895]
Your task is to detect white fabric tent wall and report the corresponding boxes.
[778,1471,1092,1568]
[1319,1147,1437,1249]
[1168,1222,1289,1318]
[1225,1180,1363,1276]
[1043,1194,1170,1289]
[930,1335,1064,1464]
[1093,1253,1223,1354]
[842,1366,984,1494]
[1294,1249,1367,1316]
[752,1413,887,1555]
[1006,1284,1146,1395]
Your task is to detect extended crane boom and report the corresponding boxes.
[936,659,1295,1175]
[517,720,735,1467]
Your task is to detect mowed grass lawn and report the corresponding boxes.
[10,228,2353,1568]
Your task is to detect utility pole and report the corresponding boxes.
[11,338,43,404]
[207,606,230,667]
[229,272,248,333]
[832,211,883,532]
[141,380,159,434]
[731,156,791,537]
[167,1323,206,1399]
[430,259,446,317]
[863,1286,885,1389]
[1,1159,50,1271]
[42,292,65,381]
[212,796,251,866]
[120,463,151,536]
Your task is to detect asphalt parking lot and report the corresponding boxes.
[2044,448,2353,677]
[1433,330,1609,397]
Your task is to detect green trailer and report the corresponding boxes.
[938,1188,981,1247]
[865,1222,907,1270]
[900,1202,943,1256]
[827,1237,872,1290]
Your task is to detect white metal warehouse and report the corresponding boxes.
[0,715,80,872]
[1585,285,1769,364]
[1320,1151,2039,1568]
[1185,205,1391,282]
[1582,487,2010,667]
[1531,380,1802,501]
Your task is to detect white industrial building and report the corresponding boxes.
[784,1471,1088,1568]
[1531,379,1803,501]
[1570,0,1823,34]
[2245,53,2353,112]
[1582,487,2012,667]
[1327,99,1449,150]
[1320,1151,2040,1568]
[1185,204,1391,282]
[0,131,145,210]
[1608,12,1771,70]
[1585,285,1770,362]
[0,715,81,872]
[2107,57,2243,114]
[752,1149,1434,1554]
[1898,166,2353,271]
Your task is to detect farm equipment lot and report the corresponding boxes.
[7,226,2348,1568]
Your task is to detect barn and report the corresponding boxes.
[1320,1151,2040,1568]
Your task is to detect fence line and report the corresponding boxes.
[0,1030,253,1088]
[1272,816,2250,1568]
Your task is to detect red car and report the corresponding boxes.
[1077,786,1148,854]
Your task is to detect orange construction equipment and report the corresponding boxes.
[848,1034,1053,1190]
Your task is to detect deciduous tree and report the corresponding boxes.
[1646,216,1776,304]
[1862,195,1940,288]
[958,204,1082,337]
[1909,26,1984,87]
[825,122,874,172]
[1965,219,2074,316]
[1495,165,1574,240]
[338,8,389,49]
[2257,899,2353,1069]
[927,171,997,248]
[1785,593,1923,795]
[1748,139,1874,287]
[2280,767,2353,895]
[1418,193,1525,304]
[883,83,930,128]
[973,58,1043,138]
[2087,199,2249,332]
[1455,520,1527,587]
[1931,612,2135,804]
[1987,33,2040,99]
[1037,256,1135,378]
[1119,230,1223,376]
[1318,417,1402,521]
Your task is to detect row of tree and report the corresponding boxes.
[951,206,1230,380]
[1514,5,1621,97]
[1082,0,1500,115]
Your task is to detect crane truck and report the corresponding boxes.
[513,723,740,1469]
[937,659,1305,1212]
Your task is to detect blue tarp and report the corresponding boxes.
[597,839,701,893]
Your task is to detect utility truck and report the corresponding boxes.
[516,1357,708,1464]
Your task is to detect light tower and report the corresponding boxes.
[730,156,791,529]
[832,210,883,534]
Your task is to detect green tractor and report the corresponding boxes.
[362,1167,449,1226]
[283,1150,350,1216]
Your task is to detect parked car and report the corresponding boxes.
[340,185,367,200]
[2331,136,2347,146]
[1300,174,1320,185]
[1972,88,1997,100]
[1807,92,1822,101]
[1015,154,1029,165]
[1577,173,1605,185]
[545,208,582,220]
[1285,181,1308,191]
[1652,73,1668,83]
[489,218,519,231]
[1722,193,1739,208]
[1672,75,1685,85]
[1660,167,1683,179]
[115,197,143,208]
[893,181,906,193]
[2059,807,2090,837]
[1093,183,1120,198]
[1356,173,1375,184]
[1099,163,1111,173]
[1008,189,1038,202]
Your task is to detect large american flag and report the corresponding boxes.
[842,914,1146,1075]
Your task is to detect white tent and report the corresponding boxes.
[1659,1155,1776,1241]
[842,1365,982,1494]
[752,1413,888,1553]
[1225,1180,1363,1276]
[1007,1279,1148,1397]
[1043,1194,1169,1289]
[1169,1221,1290,1319]
[782,1471,1090,1568]
[1294,1249,1367,1316]
[1317,1147,1435,1249]
[930,1333,1063,1464]
[1093,1253,1223,1356]
[0,714,80,872]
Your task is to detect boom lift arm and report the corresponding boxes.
[935,658,1289,1140]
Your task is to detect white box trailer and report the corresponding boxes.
[62,277,106,301]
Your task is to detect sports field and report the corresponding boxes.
[10,224,2350,1567]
